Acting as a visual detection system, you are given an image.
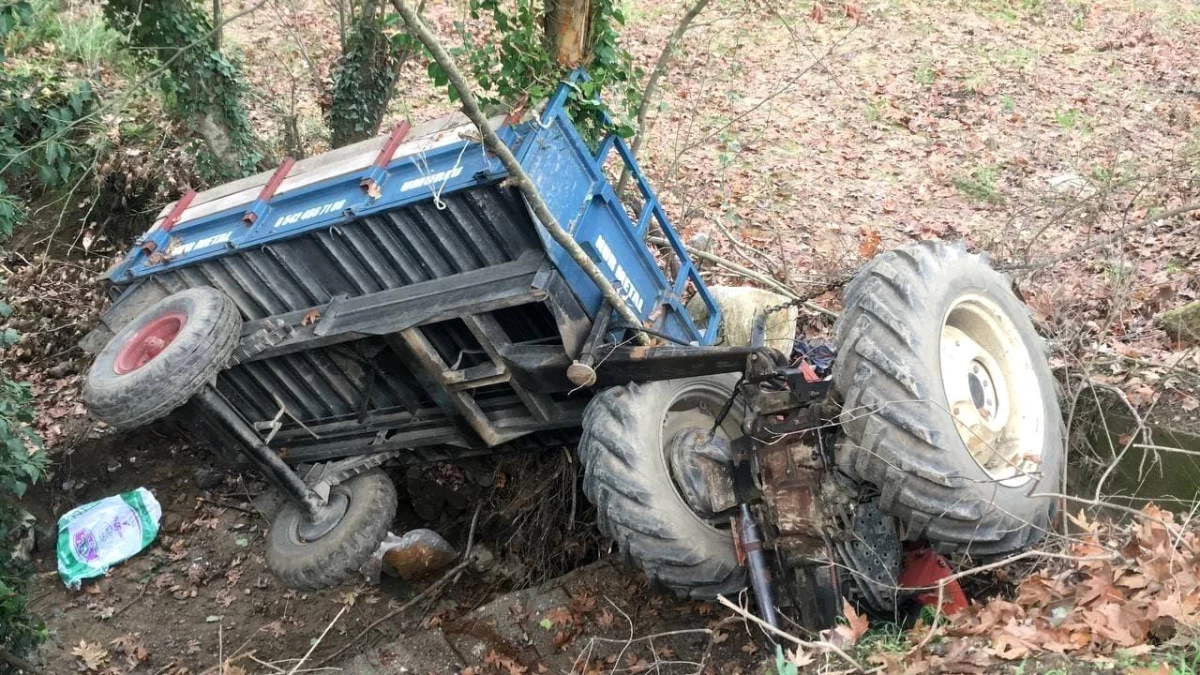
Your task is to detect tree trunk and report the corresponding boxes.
[211,0,222,50]
[616,0,711,196]
[545,0,591,67]
[328,0,403,147]
[103,0,262,180]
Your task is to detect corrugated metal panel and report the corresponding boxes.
[143,185,566,447]
[155,186,540,319]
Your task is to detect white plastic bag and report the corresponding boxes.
[56,487,162,589]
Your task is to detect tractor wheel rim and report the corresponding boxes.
[940,293,1045,487]
[661,381,740,533]
[114,312,187,374]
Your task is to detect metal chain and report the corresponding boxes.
[762,296,809,316]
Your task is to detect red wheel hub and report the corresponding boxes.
[114,312,187,374]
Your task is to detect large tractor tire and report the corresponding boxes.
[84,287,241,430]
[578,375,746,599]
[833,241,1063,556]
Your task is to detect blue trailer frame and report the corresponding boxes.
[107,78,721,348]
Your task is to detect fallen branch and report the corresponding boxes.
[389,0,648,345]
[0,647,47,675]
[1002,202,1200,272]
[1034,492,1196,554]
[911,582,945,653]
[111,582,149,618]
[286,606,347,675]
[647,236,839,319]
[715,595,866,673]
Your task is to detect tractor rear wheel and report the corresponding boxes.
[578,375,746,599]
[832,241,1063,556]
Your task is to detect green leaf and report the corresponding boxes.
[775,644,799,675]
[539,618,552,629]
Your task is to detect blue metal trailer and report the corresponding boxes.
[88,82,718,461]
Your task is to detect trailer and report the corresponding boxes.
[81,79,1065,627]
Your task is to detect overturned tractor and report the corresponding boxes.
[80,81,1062,629]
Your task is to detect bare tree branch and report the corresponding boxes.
[389,0,649,344]
[616,0,713,194]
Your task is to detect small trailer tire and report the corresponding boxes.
[267,470,397,590]
[579,376,746,599]
[83,287,241,430]
[833,241,1064,556]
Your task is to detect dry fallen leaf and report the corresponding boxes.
[71,640,109,671]
[858,227,882,260]
[829,600,870,647]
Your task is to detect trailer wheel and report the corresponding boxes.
[84,287,241,430]
[267,470,397,590]
[833,241,1063,556]
[579,375,746,599]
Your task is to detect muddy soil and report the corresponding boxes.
[22,424,530,673]
[20,423,762,675]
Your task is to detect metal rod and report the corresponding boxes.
[389,0,649,346]
[740,503,779,630]
[194,386,328,521]
[372,122,413,168]
[160,189,197,233]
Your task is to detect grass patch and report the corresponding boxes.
[953,164,1005,204]
[915,64,936,86]
[998,46,1039,71]
[53,11,126,72]
[854,622,913,662]
[865,98,886,122]
[1053,107,1092,132]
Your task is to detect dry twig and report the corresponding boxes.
[287,606,347,675]
[715,595,866,673]
[316,505,483,667]
[649,236,839,318]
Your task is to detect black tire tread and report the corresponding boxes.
[267,470,397,590]
[579,384,745,599]
[84,287,241,430]
[833,241,1059,556]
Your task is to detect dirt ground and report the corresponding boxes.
[22,427,769,674]
[24,429,407,673]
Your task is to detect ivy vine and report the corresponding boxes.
[0,3,51,664]
[328,1,418,147]
[103,0,262,180]
[427,0,643,145]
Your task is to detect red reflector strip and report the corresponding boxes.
[160,189,197,233]
[372,122,412,168]
[257,157,296,203]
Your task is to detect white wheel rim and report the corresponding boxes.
[940,293,1044,487]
